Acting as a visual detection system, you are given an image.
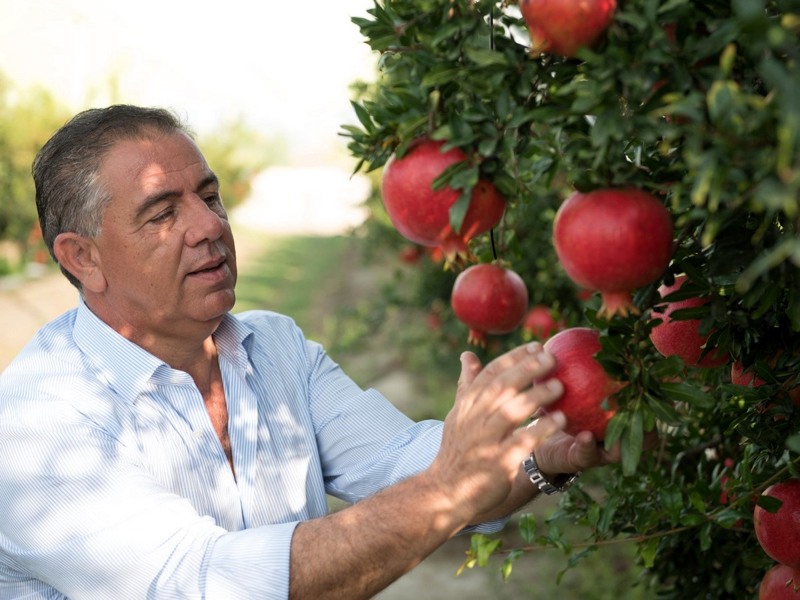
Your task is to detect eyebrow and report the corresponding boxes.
[134,172,220,222]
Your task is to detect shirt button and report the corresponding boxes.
[194,429,203,438]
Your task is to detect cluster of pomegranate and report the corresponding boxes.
[378,0,780,447]
[754,480,800,598]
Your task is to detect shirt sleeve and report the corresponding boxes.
[0,404,296,599]
[304,340,507,534]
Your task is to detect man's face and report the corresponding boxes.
[89,131,237,343]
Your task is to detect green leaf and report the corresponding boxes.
[757,494,784,513]
[464,47,508,67]
[449,189,472,235]
[699,523,713,552]
[650,356,686,379]
[646,394,682,426]
[787,433,800,454]
[421,68,462,87]
[639,537,659,569]
[349,101,375,133]
[661,485,684,524]
[518,514,536,544]
[476,536,502,567]
[501,550,522,583]
[621,409,644,476]
[660,382,714,408]
[603,412,628,450]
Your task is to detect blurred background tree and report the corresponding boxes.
[0,72,282,276]
[343,1,800,597]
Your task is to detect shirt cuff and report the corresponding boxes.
[460,517,509,535]
[205,521,298,599]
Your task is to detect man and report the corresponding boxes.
[0,105,617,599]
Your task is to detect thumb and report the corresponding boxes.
[457,351,482,391]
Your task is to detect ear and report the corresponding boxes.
[53,232,108,293]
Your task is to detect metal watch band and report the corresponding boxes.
[521,452,580,495]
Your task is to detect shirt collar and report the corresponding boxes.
[73,299,255,403]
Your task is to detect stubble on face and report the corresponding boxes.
[86,131,238,353]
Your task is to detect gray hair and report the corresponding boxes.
[33,105,194,289]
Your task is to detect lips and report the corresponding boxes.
[187,256,227,276]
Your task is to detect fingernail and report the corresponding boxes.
[544,378,563,394]
[551,410,567,428]
[537,352,554,368]
[526,342,543,354]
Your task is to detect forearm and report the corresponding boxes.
[289,469,468,600]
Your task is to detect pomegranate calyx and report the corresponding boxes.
[439,239,474,271]
[598,290,639,319]
[467,328,488,348]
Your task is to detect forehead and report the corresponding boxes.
[98,131,211,197]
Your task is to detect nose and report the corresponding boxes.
[184,194,225,247]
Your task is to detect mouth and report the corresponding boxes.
[187,256,228,277]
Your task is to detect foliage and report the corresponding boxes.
[198,117,285,212]
[0,75,70,266]
[342,0,800,597]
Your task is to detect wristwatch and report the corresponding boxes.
[521,452,580,495]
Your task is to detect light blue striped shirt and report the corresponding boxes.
[0,300,496,599]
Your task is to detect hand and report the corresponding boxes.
[426,342,567,525]
[533,428,660,476]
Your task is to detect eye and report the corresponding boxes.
[149,209,174,224]
[204,193,222,206]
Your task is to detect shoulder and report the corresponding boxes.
[232,309,310,350]
[229,309,327,371]
[0,308,121,431]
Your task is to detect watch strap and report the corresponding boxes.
[522,452,580,495]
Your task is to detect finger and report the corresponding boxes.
[512,411,568,459]
[570,431,610,469]
[485,377,564,436]
[472,342,550,388]
[475,361,560,437]
[475,348,557,415]
[457,351,483,391]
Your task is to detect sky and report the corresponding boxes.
[0,0,378,165]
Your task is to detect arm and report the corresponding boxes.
[288,342,567,599]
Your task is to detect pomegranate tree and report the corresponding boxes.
[759,564,800,599]
[754,479,800,569]
[380,139,505,264]
[450,262,528,346]
[552,188,674,318]
[536,327,624,439]
[649,275,727,368]
[519,0,617,58]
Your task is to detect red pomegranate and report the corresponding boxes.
[731,359,766,387]
[536,327,624,439]
[381,140,505,264]
[754,479,800,569]
[649,275,727,368]
[519,0,617,58]
[552,188,674,318]
[731,358,800,406]
[522,304,563,340]
[450,263,529,346]
[759,564,800,599]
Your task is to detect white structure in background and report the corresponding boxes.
[231,166,372,235]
